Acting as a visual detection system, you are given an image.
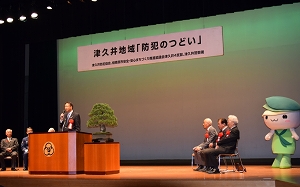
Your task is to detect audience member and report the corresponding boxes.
[192,118,217,171]
[21,127,33,171]
[0,129,19,171]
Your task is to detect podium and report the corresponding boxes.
[28,131,92,174]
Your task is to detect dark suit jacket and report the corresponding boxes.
[217,126,240,154]
[21,136,29,152]
[1,138,19,153]
[60,111,81,132]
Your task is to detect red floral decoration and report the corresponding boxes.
[218,132,223,138]
[217,132,223,142]
[68,119,74,129]
[226,130,231,137]
[205,132,209,139]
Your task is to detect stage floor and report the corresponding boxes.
[0,165,300,187]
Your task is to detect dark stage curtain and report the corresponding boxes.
[28,41,58,133]
[0,40,25,148]
[0,39,58,167]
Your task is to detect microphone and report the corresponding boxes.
[60,110,65,120]
[61,110,66,131]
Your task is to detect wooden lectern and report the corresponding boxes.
[28,131,92,174]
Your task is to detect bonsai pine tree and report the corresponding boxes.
[87,103,118,133]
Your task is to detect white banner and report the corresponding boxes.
[78,26,223,71]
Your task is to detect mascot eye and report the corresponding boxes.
[265,116,268,120]
[282,115,288,119]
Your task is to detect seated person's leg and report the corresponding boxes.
[206,148,225,174]
[199,148,215,172]
[23,152,28,170]
[193,151,205,171]
[10,151,18,170]
[0,153,6,170]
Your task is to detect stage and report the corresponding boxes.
[0,165,300,187]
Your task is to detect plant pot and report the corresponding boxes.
[92,132,113,142]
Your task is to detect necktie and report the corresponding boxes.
[63,113,71,131]
[67,113,71,121]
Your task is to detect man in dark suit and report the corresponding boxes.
[200,115,240,174]
[0,129,19,171]
[59,102,81,132]
[192,118,218,171]
[21,127,33,171]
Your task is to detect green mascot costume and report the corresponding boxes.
[262,96,300,168]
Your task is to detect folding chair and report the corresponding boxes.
[191,153,195,169]
[217,140,246,173]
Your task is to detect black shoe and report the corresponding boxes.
[204,167,212,173]
[23,168,28,171]
[0,168,6,171]
[193,165,203,171]
[207,168,220,174]
[11,168,18,171]
[199,166,208,172]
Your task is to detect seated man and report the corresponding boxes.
[21,127,33,171]
[0,129,19,171]
[200,115,240,174]
[192,118,217,171]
